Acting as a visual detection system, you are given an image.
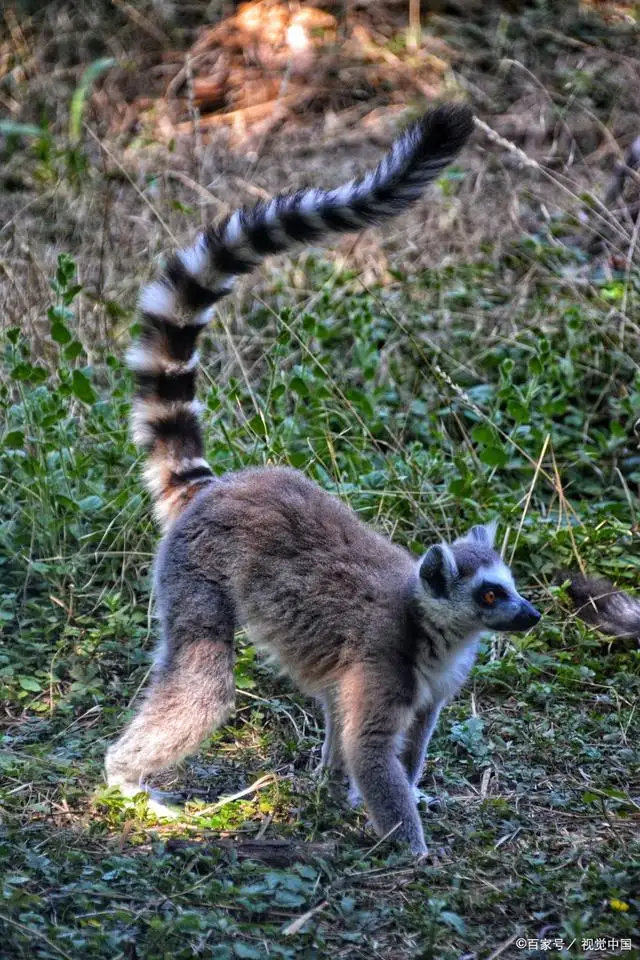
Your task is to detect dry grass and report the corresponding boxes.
[2,0,640,352]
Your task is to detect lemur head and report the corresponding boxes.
[418,522,540,634]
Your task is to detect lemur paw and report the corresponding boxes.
[106,781,185,820]
[412,787,441,809]
[145,788,184,820]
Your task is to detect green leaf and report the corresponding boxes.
[71,369,97,404]
[600,281,624,303]
[471,423,496,446]
[345,388,374,419]
[63,284,83,305]
[11,362,47,384]
[507,400,529,423]
[64,340,84,361]
[51,320,72,345]
[78,495,103,513]
[290,376,308,397]
[10,362,35,382]
[56,253,76,289]
[56,495,79,513]
[247,414,267,438]
[479,446,509,468]
[18,676,42,693]
[599,787,629,801]
[4,430,24,449]
[448,477,469,496]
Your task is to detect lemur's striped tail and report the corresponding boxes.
[566,574,640,644]
[128,103,474,528]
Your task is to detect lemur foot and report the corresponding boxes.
[106,779,184,819]
[350,784,440,810]
[144,788,184,820]
[412,787,441,809]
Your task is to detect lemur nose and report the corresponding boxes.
[520,599,541,627]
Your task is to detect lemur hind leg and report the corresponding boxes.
[105,577,235,813]
[339,665,427,856]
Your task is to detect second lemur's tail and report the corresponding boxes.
[565,574,640,644]
[128,103,474,528]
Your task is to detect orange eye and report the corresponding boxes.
[483,590,496,606]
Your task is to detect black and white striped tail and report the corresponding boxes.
[127,103,474,529]
[566,574,640,643]
[176,103,474,299]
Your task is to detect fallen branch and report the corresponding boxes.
[172,91,310,132]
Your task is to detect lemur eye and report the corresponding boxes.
[483,590,496,606]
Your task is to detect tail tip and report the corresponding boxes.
[415,101,475,154]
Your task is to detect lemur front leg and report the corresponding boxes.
[401,702,443,808]
[315,690,343,776]
[338,665,427,857]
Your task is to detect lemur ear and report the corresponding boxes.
[420,544,459,598]
[465,521,497,548]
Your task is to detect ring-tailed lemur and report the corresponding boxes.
[105,104,541,856]
[565,574,640,645]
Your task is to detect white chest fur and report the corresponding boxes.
[414,635,479,709]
